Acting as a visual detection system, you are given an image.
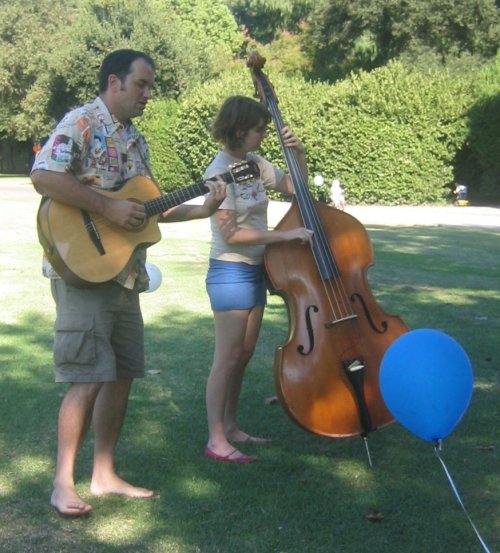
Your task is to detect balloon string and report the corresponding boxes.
[434,442,491,553]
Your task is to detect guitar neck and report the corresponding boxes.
[143,168,236,218]
[144,180,207,217]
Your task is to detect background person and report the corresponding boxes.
[330,178,346,210]
[453,181,469,206]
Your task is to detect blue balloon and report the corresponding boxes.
[380,329,473,442]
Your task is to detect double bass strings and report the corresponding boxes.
[264,89,356,326]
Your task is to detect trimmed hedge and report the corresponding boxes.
[456,55,500,202]
[140,57,499,205]
[137,99,191,189]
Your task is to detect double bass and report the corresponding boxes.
[248,52,408,450]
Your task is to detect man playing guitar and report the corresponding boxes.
[31,49,226,516]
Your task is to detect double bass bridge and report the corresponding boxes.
[298,305,358,356]
[325,313,358,328]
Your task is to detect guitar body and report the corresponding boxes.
[36,160,260,288]
[37,176,162,287]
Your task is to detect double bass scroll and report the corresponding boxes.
[248,51,409,439]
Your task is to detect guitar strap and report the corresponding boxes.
[135,142,156,184]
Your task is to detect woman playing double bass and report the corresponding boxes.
[246,51,408,450]
[203,95,313,463]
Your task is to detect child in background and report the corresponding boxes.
[330,179,346,210]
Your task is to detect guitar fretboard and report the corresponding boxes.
[144,181,208,217]
[143,161,258,218]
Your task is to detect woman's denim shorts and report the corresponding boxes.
[206,258,267,311]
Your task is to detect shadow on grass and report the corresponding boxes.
[0,225,498,552]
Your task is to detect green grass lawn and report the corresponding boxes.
[0,178,498,552]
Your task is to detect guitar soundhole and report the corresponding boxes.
[132,219,147,232]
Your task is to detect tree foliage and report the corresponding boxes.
[455,55,500,200]
[140,58,498,204]
[0,0,242,141]
[304,0,500,81]
[1,0,499,203]
[225,0,313,43]
[0,0,75,139]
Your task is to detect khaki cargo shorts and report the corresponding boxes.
[51,279,145,383]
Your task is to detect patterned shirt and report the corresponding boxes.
[32,96,152,290]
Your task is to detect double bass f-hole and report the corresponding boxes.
[297,305,319,356]
[351,292,389,334]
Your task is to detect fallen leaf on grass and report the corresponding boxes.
[366,508,384,522]
[147,370,161,376]
[264,395,279,405]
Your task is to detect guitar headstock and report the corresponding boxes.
[228,160,260,184]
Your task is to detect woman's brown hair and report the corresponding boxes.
[211,96,271,151]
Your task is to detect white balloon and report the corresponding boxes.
[313,174,324,187]
[144,262,162,293]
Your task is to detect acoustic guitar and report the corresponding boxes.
[37,160,259,288]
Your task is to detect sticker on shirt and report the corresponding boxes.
[105,137,119,173]
[75,116,91,149]
[51,135,74,164]
[90,135,108,169]
[97,111,107,126]
[119,153,131,178]
[135,159,146,173]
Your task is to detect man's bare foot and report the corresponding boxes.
[90,474,154,498]
[51,484,92,517]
